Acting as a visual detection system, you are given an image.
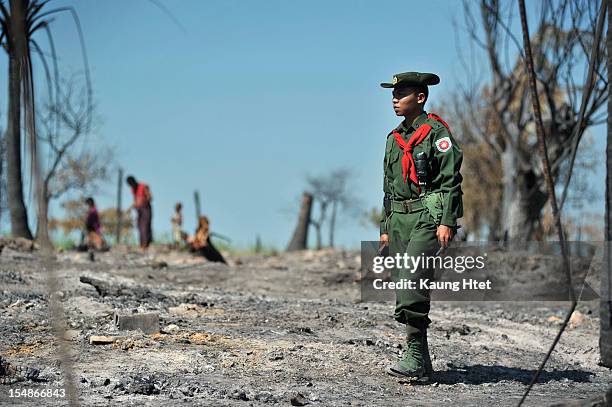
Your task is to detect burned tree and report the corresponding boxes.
[3,0,35,239]
[36,76,109,244]
[306,168,357,249]
[0,0,92,244]
[457,0,607,241]
[602,0,612,369]
[286,192,313,251]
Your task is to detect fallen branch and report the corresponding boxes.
[79,275,167,302]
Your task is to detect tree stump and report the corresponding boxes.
[286,192,313,251]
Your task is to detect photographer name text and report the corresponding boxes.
[372,278,492,291]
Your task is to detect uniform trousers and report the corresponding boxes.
[388,207,439,334]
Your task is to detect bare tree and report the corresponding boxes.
[0,0,92,243]
[326,169,353,248]
[306,168,358,249]
[456,0,607,241]
[307,184,328,250]
[36,76,110,244]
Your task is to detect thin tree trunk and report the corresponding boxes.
[500,149,517,240]
[35,180,52,246]
[0,135,4,225]
[255,235,261,254]
[286,192,312,251]
[6,51,32,239]
[35,181,50,245]
[601,0,612,369]
[315,201,328,250]
[115,168,123,244]
[329,200,337,248]
[194,190,201,220]
[517,1,576,402]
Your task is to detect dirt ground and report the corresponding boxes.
[0,245,611,406]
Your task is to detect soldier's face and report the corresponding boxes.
[392,87,425,117]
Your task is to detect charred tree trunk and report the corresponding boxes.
[507,170,548,241]
[286,192,312,251]
[255,235,261,254]
[116,168,123,244]
[0,136,4,225]
[5,36,32,239]
[194,190,201,220]
[313,200,328,250]
[501,144,548,242]
[601,2,612,369]
[312,221,322,250]
[500,149,518,240]
[329,200,337,248]
[35,181,50,245]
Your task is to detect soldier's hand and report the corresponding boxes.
[436,225,453,249]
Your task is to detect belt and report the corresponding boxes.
[390,198,424,214]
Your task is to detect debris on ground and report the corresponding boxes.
[0,247,609,406]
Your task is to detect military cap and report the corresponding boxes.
[380,72,440,88]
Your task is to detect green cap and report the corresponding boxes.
[380,72,440,88]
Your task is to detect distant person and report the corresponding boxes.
[187,215,226,264]
[126,175,153,250]
[171,202,184,248]
[84,197,107,251]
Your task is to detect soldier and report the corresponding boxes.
[379,72,463,381]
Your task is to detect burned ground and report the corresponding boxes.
[0,247,610,406]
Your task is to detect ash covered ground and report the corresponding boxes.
[0,244,610,406]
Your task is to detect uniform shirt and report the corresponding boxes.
[380,111,463,234]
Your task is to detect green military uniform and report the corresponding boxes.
[379,72,463,380]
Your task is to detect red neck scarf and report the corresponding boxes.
[391,113,450,185]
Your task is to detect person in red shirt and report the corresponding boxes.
[126,175,153,250]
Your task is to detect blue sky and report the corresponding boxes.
[6,0,606,248]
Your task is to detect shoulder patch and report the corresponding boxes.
[428,119,445,130]
[435,136,452,152]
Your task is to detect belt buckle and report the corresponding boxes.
[403,200,410,212]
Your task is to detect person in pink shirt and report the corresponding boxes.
[126,175,153,250]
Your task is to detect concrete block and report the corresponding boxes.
[89,335,118,345]
[114,312,159,334]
